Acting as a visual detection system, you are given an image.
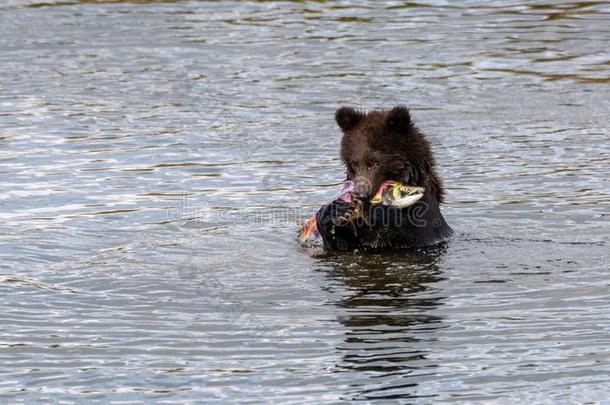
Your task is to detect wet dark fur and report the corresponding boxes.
[316,105,452,251]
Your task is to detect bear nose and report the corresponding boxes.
[353,177,373,200]
[354,189,370,200]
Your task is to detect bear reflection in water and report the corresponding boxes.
[316,246,447,400]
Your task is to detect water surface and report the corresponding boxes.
[1,0,609,402]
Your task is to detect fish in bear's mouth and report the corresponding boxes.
[299,180,425,242]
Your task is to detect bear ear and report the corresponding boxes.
[335,106,364,132]
[387,105,412,133]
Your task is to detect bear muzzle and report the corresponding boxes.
[353,176,374,200]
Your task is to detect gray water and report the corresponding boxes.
[1,0,609,403]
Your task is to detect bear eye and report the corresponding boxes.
[367,160,379,170]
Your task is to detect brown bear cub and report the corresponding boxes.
[315,105,452,251]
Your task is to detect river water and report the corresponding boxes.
[1,0,609,403]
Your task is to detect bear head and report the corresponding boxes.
[336,105,444,203]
